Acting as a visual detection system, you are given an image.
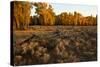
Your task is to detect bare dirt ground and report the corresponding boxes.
[13,26,97,66]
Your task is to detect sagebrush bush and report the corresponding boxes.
[14,26,97,65]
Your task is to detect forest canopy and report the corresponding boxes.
[11,1,97,30]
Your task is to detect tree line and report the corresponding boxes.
[11,1,97,30]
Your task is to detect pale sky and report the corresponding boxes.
[31,3,97,17]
